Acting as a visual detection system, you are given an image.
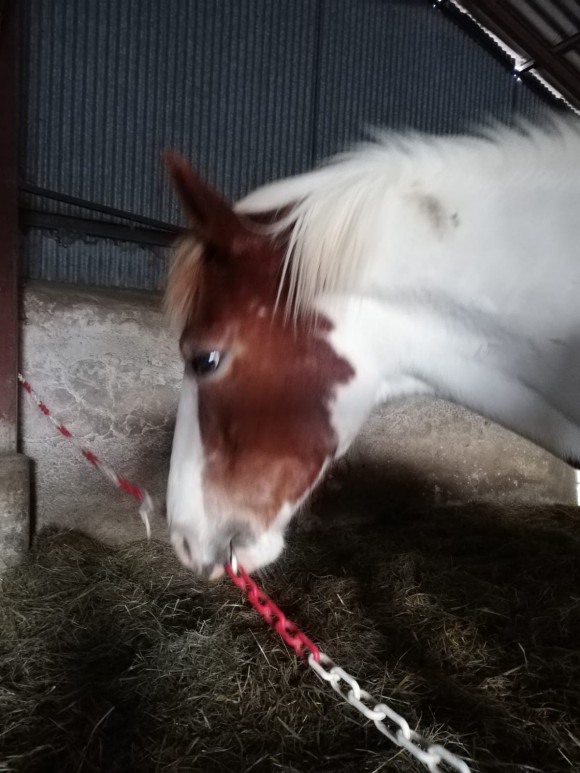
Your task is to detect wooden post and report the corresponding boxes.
[0,0,29,570]
[0,0,19,451]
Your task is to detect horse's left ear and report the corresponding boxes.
[164,151,247,253]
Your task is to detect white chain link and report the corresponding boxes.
[308,652,471,773]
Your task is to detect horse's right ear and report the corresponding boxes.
[164,151,243,251]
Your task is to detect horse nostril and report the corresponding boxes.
[200,563,213,580]
[230,524,252,548]
[181,537,192,562]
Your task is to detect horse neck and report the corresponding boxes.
[317,147,580,464]
[315,287,435,459]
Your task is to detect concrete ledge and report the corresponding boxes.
[0,453,31,570]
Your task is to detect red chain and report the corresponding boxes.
[226,562,320,662]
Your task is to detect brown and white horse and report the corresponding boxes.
[164,117,580,578]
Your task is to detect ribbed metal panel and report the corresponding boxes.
[19,0,318,210]
[314,0,549,159]
[513,75,559,120]
[19,0,560,290]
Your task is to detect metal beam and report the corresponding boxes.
[460,0,580,109]
[20,184,182,234]
[20,210,179,248]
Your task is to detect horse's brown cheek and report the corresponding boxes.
[198,389,329,524]
[194,305,354,526]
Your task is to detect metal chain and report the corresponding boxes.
[226,552,321,660]
[228,553,471,773]
[309,653,471,773]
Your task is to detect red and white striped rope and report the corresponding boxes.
[18,373,153,539]
[18,373,471,772]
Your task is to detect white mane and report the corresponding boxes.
[236,115,580,316]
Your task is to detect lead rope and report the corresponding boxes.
[18,374,154,537]
[19,373,472,773]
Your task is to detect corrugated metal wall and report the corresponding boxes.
[19,0,555,291]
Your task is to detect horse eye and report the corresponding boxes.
[190,350,222,377]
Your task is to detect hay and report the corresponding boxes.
[1,503,580,772]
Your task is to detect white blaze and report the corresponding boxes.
[167,368,209,570]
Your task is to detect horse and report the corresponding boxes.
[164,115,580,579]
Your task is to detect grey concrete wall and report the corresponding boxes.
[20,282,576,546]
[21,283,182,544]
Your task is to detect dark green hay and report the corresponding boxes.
[1,503,580,772]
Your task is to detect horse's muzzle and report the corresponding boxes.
[169,521,252,579]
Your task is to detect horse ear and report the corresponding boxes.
[163,151,244,251]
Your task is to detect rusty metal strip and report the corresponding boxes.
[0,0,19,450]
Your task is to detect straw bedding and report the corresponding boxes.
[1,502,580,772]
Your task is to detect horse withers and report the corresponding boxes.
[164,118,580,578]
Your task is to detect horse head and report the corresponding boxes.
[164,153,354,578]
